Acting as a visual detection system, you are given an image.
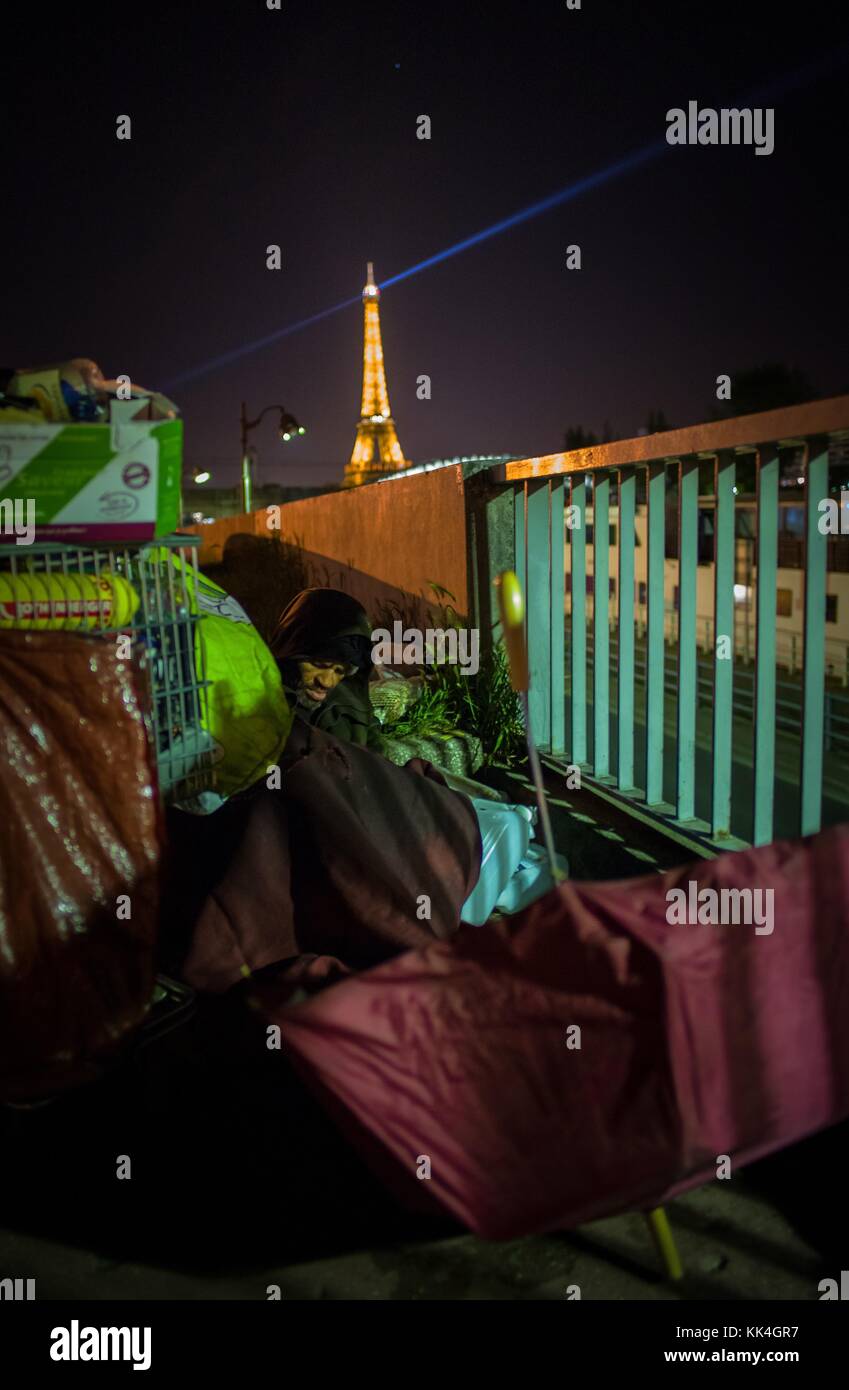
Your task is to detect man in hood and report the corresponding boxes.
[271,588,384,750]
[165,586,484,985]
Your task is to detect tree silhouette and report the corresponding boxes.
[564,426,598,451]
[709,363,817,419]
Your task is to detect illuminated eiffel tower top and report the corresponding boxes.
[344,263,411,487]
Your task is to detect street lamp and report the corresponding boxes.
[178,467,212,526]
[239,402,306,513]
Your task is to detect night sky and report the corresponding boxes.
[3,1,847,489]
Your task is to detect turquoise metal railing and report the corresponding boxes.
[505,396,849,849]
[579,628,849,758]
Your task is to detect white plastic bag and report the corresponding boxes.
[461,798,568,925]
[461,799,534,925]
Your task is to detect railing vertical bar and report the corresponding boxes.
[711,449,736,837]
[801,436,829,836]
[593,471,610,777]
[676,457,698,822]
[550,478,566,756]
[570,475,587,766]
[753,445,779,846]
[527,481,551,749]
[617,466,636,790]
[514,481,527,601]
[646,461,666,804]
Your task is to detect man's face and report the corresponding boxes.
[296,657,355,706]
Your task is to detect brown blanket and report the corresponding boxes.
[165,716,482,993]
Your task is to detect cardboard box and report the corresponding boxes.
[0,417,182,543]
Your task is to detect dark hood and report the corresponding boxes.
[271,588,373,671]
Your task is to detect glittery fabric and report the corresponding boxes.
[0,630,162,1101]
[369,676,422,725]
[369,676,484,776]
[378,730,484,777]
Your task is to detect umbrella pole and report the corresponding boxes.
[646,1206,684,1281]
[519,690,564,884]
[495,570,565,884]
[497,574,681,1280]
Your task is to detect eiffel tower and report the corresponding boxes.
[344,262,411,487]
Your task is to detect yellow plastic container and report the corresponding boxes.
[0,570,139,630]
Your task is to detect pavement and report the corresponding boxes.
[1,1029,843,1302]
[0,1177,834,1302]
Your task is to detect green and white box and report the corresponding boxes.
[0,417,182,542]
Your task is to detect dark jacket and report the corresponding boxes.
[169,715,482,988]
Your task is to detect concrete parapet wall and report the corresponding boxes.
[183,465,471,623]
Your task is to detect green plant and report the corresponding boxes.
[385,582,526,766]
[422,640,526,766]
[385,679,455,739]
[371,592,423,632]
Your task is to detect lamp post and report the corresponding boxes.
[239,401,305,514]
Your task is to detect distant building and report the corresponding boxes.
[576,493,849,682]
[182,481,338,524]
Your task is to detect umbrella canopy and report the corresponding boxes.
[269,824,849,1239]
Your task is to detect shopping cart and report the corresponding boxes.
[0,534,216,803]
